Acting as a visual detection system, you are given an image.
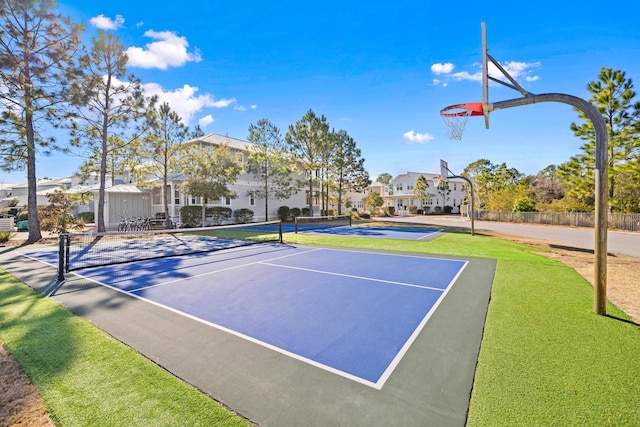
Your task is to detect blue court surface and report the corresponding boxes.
[20,243,467,389]
[295,224,445,240]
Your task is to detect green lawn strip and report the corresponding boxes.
[467,259,640,426]
[0,270,251,427]
[286,230,640,424]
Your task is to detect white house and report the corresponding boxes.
[385,172,468,214]
[0,182,17,210]
[94,133,309,229]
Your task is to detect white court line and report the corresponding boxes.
[260,262,447,292]
[132,248,322,292]
[416,228,446,240]
[375,260,469,387]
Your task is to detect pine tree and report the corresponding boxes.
[246,119,301,221]
[68,30,147,231]
[561,68,640,213]
[0,0,82,242]
[285,110,330,215]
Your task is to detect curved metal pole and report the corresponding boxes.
[447,173,475,236]
[490,94,609,315]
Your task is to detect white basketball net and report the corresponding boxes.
[432,176,441,189]
[441,107,472,140]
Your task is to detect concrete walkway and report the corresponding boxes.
[379,215,640,258]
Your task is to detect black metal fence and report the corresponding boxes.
[475,211,640,232]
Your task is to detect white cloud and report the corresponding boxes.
[198,115,214,128]
[403,130,434,144]
[431,60,541,86]
[234,105,247,111]
[431,63,455,75]
[89,14,124,30]
[126,30,202,70]
[250,105,258,109]
[143,82,235,124]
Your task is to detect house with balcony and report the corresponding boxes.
[385,172,468,214]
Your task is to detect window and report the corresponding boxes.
[250,195,255,206]
[225,197,231,206]
[174,186,181,205]
[396,183,403,191]
[407,184,414,190]
[454,183,457,191]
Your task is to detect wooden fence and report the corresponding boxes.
[475,211,640,232]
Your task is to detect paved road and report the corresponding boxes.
[380,215,640,258]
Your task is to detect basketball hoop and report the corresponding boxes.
[440,102,484,140]
[432,175,442,189]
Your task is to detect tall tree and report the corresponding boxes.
[190,124,205,139]
[246,118,301,221]
[181,142,243,226]
[562,68,640,213]
[462,159,492,210]
[137,102,189,225]
[413,175,430,207]
[0,0,83,242]
[330,129,369,215]
[376,173,392,184]
[68,30,146,232]
[462,159,525,211]
[285,109,330,215]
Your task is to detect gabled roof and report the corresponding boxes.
[183,133,251,151]
[11,177,72,189]
[102,184,152,194]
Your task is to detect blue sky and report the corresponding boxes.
[2,0,640,185]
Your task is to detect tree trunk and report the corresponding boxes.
[25,112,42,243]
[264,174,269,221]
[308,173,313,215]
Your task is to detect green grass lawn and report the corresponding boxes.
[1,226,639,425]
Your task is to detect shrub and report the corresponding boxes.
[434,206,442,213]
[233,208,254,224]
[0,230,15,244]
[513,197,537,212]
[77,212,95,223]
[290,207,301,218]
[38,190,84,234]
[408,205,418,214]
[301,207,311,216]
[424,206,431,213]
[388,206,395,216]
[444,205,453,214]
[277,206,291,221]
[17,210,28,221]
[180,206,203,227]
[206,206,232,225]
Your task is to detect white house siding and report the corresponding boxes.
[384,172,468,214]
[106,191,153,226]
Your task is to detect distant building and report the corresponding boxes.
[368,172,468,215]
